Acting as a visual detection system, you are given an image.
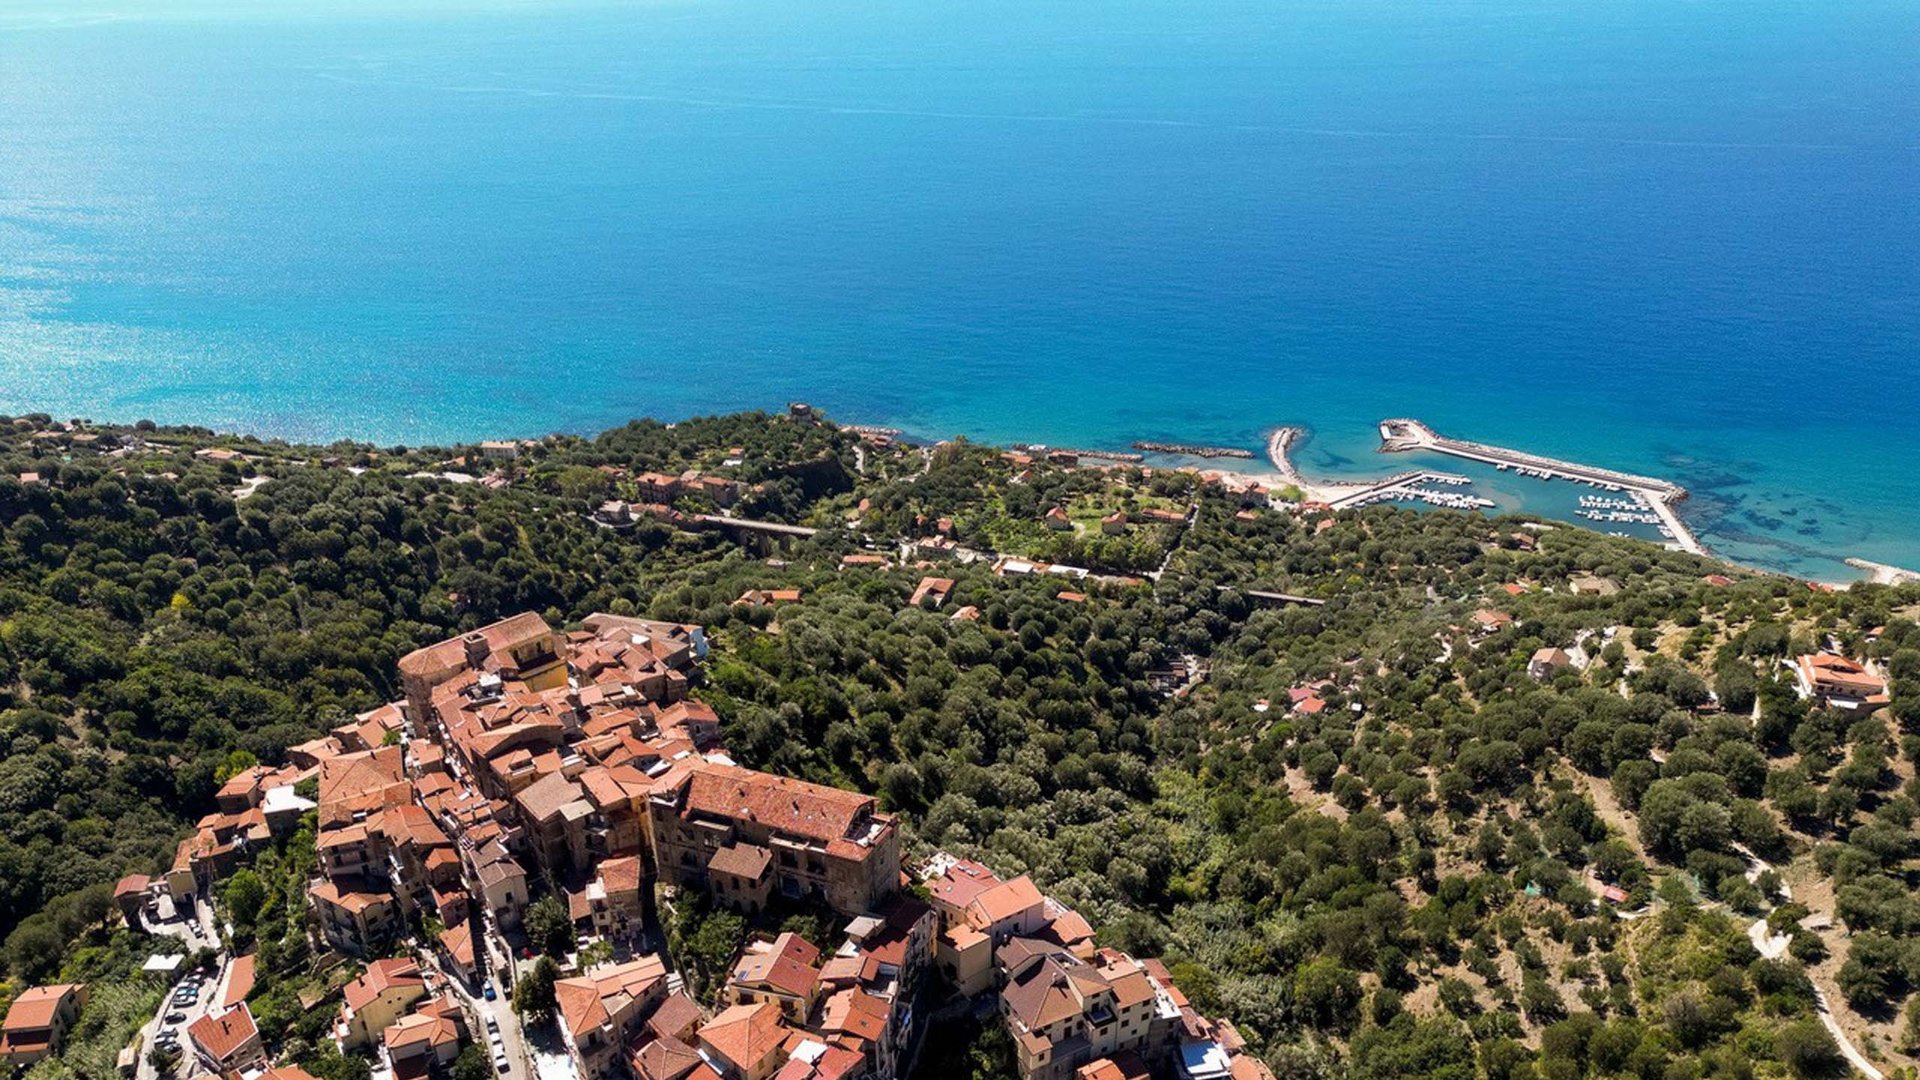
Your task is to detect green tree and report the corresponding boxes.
[1293,958,1362,1033]
[223,869,268,932]
[525,895,573,958]
[514,955,560,1026]
[1775,1018,1845,1079]
[453,1044,493,1080]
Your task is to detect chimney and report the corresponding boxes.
[462,632,489,667]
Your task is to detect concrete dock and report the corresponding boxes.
[1377,419,1705,556]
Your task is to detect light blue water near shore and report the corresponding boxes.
[2,0,1916,580]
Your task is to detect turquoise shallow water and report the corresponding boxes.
[1,0,1916,580]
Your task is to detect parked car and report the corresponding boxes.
[494,1054,510,1075]
[164,1011,187,1024]
[482,981,497,1001]
[485,1016,499,1033]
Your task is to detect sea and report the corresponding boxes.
[2,0,1916,581]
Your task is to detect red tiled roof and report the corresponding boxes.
[732,934,821,1000]
[667,762,881,852]
[966,875,1043,927]
[698,1002,787,1073]
[343,958,424,1013]
[187,1004,258,1063]
[222,954,256,1009]
[2,985,81,1032]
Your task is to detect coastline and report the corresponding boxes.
[940,417,1892,587]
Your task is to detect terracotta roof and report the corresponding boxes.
[966,874,1043,927]
[634,1034,704,1080]
[343,958,424,1013]
[186,1004,257,1064]
[1001,950,1099,1032]
[554,956,668,1042]
[2,985,81,1031]
[732,934,821,999]
[925,857,1003,911]
[646,991,703,1042]
[439,922,475,967]
[909,578,955,606]
[599,854,644,896]
[309,879,392,917]
[698,1002,788,1073]
[317,745,408,825]
[516,771,589,823]
[222,954,256,1009]
[708,842,773,880]
[384,1012,460,1053]
[114,874,150,898]
[666,761,883,852]
[818,988,887,1043]
[1799,653,1887,695]
[397,612,555,678]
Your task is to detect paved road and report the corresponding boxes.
[136,953,231,1079]
[429,947,531,1080]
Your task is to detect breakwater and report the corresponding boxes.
[1132,441,1254,459]
[1013,444,1146,464]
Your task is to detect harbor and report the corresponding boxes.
[1377,418,1705,556]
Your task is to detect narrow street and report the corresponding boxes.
[131,893,232,1080]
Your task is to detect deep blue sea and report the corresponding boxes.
[2,0,1916,580]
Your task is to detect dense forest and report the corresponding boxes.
[3,409,1919,1080]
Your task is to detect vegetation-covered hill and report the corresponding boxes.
[3,409,1919,1080]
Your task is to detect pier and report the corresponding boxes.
[1326,470,1495,512]
[1377,419,1704,556]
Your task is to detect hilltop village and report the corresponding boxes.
[2,409,1920,1080]
[50,610,1271,1080]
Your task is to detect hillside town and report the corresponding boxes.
[26,611,1272,1080]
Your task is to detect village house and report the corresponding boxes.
[909,577,956,609]
[436,921,480,991]
[187,1004,266,1076]
[1792,652,1890,710]
[735,588,803,608]
[1469,609,1514,636]
[113,874,151,926]
[0,984,86,1067]
[696,1001,789,1080]
[554,956,671,1080]
[1568,574,1620,597]
[336,958,428,1050]
[382,1007,465,1078]
[726,933,822,1022]
[1529,647,1575,682]
[997,943,1177,1080]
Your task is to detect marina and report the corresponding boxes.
[1378,418,1705,556]
[1327,470,1497,511]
